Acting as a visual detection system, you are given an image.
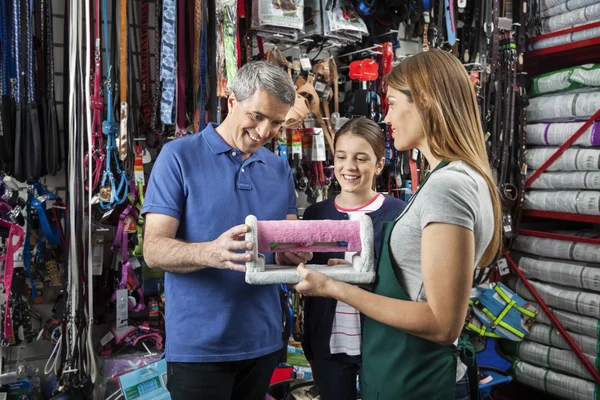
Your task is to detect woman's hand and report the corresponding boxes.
[294,263,336,297]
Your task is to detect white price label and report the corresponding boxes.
[497,258,510,276]
[311,128,327,162]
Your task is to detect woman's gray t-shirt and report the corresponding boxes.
[389,160,494,380]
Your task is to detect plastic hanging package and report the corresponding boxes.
[251,0,301,41]
[300,0,323,38]
[258,0,305,31]
[322,0,368,44]
[215,1,237,97]
[326,0,368,36]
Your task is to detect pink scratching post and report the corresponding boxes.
[245,214,375,285]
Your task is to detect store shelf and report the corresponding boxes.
[525,21,600,76]
[522,210,600,224]
[519,228,600,245]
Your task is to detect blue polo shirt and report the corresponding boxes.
[142,123,297,362]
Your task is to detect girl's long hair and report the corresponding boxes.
[385,49,501,266]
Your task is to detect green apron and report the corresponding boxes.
[362,161,458,400]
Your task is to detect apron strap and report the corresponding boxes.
[457,335,482,400]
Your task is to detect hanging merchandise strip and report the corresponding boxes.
[139,0,152,138]
[176,0,186,137]
[119,0,129,161]
[160,0,176,126]
[199,3,208,132]
[85,0,106,192]
[11,0,24,182]
[52,0,83,389]
[100,0,128,210]
[192,0,201,132]
[148,0,163,147]
[0,219,25,343]
[42,0,61,176]
[23,186,40,299]
[84,0,98,383]
[132,179,144,257]
[22,0,42,182]
[223,2,238,87]
[0,1,15,174]
[111,197,145,313]
[216,1,228,98]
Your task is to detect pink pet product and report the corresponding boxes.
[245,214,375,285]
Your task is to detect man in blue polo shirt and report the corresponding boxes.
[142,61,312,400]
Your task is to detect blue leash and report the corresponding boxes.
[100,0,127,210]
[23,182,64,298]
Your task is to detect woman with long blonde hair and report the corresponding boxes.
[294,49,501,400]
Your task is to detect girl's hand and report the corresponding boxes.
[327,258,351,266]
[294,263,336,297]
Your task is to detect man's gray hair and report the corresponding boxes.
[229,61,296,106]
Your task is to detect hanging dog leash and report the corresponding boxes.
[11,0,25,182]
[99,0,128,210]
[22,0,42,182]
[41,0,61,176]
[160,0,176,126]
[85,0,106,192]
[0,1,15,174]
[119,0,129,161]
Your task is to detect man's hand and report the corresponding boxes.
[293,263,335,297]
[275,251,313,266]
[205,224,253,272]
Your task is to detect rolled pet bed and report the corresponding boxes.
[244,214,375,285]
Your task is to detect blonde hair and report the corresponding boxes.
[385,49,501,266]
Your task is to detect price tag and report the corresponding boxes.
[314,81,326,93]
[292,58,302,73]
[497,258,510,276]
[300,54,312,71]
[502,214,513,236]
[100,330,114,347]
[291,129,303,159]
[92,233,104,276]
[116,288,129,329]
[311,128,326,161]
[130,257,141,270]
[134,146,146,184]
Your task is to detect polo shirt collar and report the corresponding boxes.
[203,123,267,164]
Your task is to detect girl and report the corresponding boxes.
[301,117,406,400]
[295,49,501,400]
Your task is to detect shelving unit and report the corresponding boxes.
[502,15,600,392]
[525,21,600,76]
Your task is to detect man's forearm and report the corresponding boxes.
[144,235,213,274]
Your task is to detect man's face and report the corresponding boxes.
[225,89,291,158]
